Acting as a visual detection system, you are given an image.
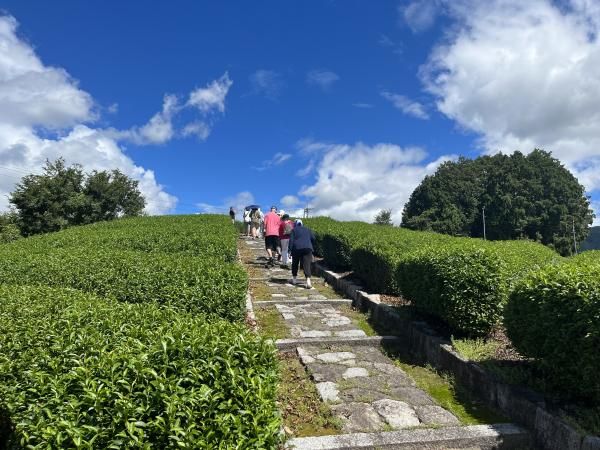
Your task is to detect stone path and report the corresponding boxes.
[241,236,462,436]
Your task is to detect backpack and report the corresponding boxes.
[283,221,293,235]
[251,210,261,223]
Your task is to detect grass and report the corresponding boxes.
[392,359,507,425]
[249,280,273,301]
[451,337,501,362]
[340,305,377,336]
[255,307,290,340]
[277,353,342,437]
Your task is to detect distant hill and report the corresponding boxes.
[581,226,600,251]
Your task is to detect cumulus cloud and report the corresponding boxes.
[0,15,176,214]
[254,152,292,171]
[197,191,255,216]
[381,91,429,119]
[421,0,600,193]
[249,69,285,100]
[280,195,300,208]
[401,0,441,33]
[181,120,211,141]
[188,72,233,113]
[306,69,340,91]
[291,140,455,223]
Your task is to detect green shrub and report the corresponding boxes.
[352,228,449,294]
[9,214,238,262]
[397,239,558,336]
[303,217,338,257]
[0,246,247,322]
[504,256,600,402]
[0,285,280,448]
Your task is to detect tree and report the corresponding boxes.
[374,209,393,226]
[9,158,145,236]
[402,150,594,256]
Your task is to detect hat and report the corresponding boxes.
[295,219,303,226]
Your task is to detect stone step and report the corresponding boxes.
[254,299,353,307]
[286,423,531,450]
[276,335,403,351]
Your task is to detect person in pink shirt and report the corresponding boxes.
[278,213,294,268]
[263,206,281,267]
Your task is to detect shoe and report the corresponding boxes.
[306,279,312,289]
[288,278,296,285]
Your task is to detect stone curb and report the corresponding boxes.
[276,335,404,351]
[286,423,531,449]
[311,261,598,450]
[254,299,353,307]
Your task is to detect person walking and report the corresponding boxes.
[250,208,261,239]
[263,206,281,267]
[288,219,315,289]
[278,213,294,268]
[229,206,235,224]
[243,208,252,237]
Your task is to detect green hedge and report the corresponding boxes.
[352,228,449,294]
[504,253,600,401]
[9,214,238,262]
[0,246,247,322]
[397,239,558,336]
[0,285,280,448]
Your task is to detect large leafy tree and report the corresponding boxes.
[9,158,145,236]
[402,150,594,256]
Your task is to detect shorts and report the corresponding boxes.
[265,235,280,251]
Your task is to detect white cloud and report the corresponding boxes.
[381,91,429,119]
[0,15,176,214]
[401,0,440,33]
[0,16,95,128]
[254,152,292,171]
[249,69,285,100]
[181,120,211,141]
[197,191,255,216]
[306,69,340,91]
[188,72,233,113]
[591,200,600,226]
[294,140,455,223]
[107,103,118,114]
[421,0,600,193]
[114,94,178,145]
[280,195,300,208]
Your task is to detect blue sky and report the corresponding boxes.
[0,1,599,224]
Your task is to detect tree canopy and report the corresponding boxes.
[9,159,145,236]
[401,150,594,256]
[374,209,393,226]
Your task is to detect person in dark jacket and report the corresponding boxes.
[288,219,315,289]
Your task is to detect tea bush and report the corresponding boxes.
[504,255,600,402]
[9,214,238,262]
[0,246,247,321]
[0,285,281,448]
[397,239,558,336]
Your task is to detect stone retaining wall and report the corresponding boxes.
[312,261,600,450]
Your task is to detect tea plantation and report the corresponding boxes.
[0,215,281,448]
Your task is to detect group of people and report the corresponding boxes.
[238,205,315,289]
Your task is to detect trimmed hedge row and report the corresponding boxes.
[0,214,247,322]
[306,218,559,336]
[0,245,247,322]
[9,214,238,262]
[397,239,558,336]
[504,251,600,402]
[0,285,281,449]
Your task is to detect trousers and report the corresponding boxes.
[292,248,313,278]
